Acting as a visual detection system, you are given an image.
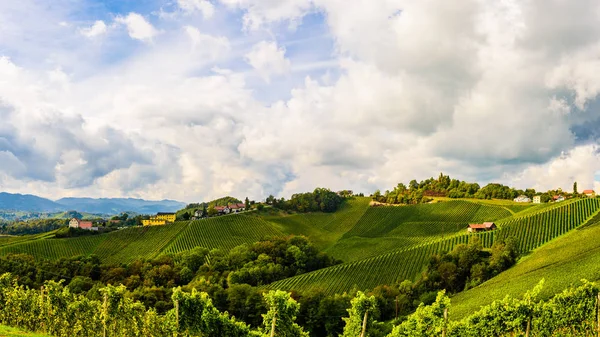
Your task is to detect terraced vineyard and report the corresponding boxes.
[163,215,284,255]
[267,234,473,295]
[325,201,511,261]
[0,235,106,260]
[476,198,600,250]
[264,198,371,249]
[97,222,189,263]
[268,198,600,295]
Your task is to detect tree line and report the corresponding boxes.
[373,173,590,205]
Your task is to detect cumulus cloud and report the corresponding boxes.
[1,0,600,203]
[177,0,215,19]
[245,41,291,82]
[508,145,600,192]
[79,20,107,38]
[116,13,157,43]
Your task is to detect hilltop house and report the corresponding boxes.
[194,209,204,218]
[142,212,176,226]
[514,195,531,203]
[69,218,98,231]
[228,203,246,213]
[214,206,230,215]
[468,222,497,233]
[583,190,596,198]
[553,195,565,202]
[533,196,541,204]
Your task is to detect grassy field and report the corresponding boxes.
[265,198,600,295]
[450,214,600,320]
[0,326,49,337]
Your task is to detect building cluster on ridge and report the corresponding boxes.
[514,189,596,204]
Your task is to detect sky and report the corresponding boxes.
[1,0,600,203]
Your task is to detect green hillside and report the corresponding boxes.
[1,196,597,302]
[0,214,284,263]
[163,215,284,255]
[266,198,600,295]
[263,197,371,250]
[450,209,600,319]
[325,200,512,261]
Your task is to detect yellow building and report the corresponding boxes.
[142,218,167,226]
[155,212,176,222]
[142,212,176,226]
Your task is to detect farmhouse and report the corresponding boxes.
[583,190,596,197]
[228,203,246,213]
[194,209,204,218]
[468,222,497,233]
[214,206,230,215]
[533,196,541,204]
[553,195,565,202]
[69,218,97,231]
[142,212,176,226]
[514,195,531,203]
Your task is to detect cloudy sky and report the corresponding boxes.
[1,0,600,202]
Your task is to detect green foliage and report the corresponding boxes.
[172,287,257,337]
[341,291,378,337]
[261,290,308,337]
[388,291,450,337]
[54,227,100,238]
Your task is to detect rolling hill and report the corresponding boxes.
[1,196,598,302]
[449,210,600,319]
[265,198,600,295]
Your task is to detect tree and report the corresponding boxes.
[341,291,378,337]
[245,197,250,210]
[261,290,309,337]
[573,182,578,195]
[207,206,218,217]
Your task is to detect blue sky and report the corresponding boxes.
[0,0,599,202]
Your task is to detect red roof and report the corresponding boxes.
[469,222,496,229]
[214,206,228,211]
[583,190,595,194]
[79,221,93,229]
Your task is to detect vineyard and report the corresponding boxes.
[324,201,512,261]
[263,197,371,250]
[475,198,600,250]
[267,198,600,295]
[162,215,284,255]
[452,209,600,319]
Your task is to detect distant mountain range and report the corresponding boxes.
[0,192,185,215]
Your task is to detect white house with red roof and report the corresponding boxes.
[583,190,596,197]
[69,218,97,230]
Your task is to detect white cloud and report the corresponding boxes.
[245,41,291,82]
[79,20,107,38]
[185,26,230,61]
[116,13,157,43]
[509,145,600,192]
[177,0,215,19]
[218,0,312,30]
[2,0,600,203]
